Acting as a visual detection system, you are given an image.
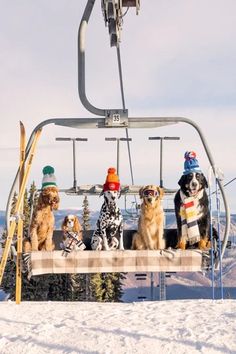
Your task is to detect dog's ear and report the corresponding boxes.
[139,187,144,199]
[54,195,60,210]
[37,192,43,207]
[74,216,81,233]
[40,189,50,206]
[202,175,208,189]
[61,216,67,232]
[178,175,186,187]
[158,187,164,199]
[52,196,60,211]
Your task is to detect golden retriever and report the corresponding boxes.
[23,187,60,252]
[132,185,165,250]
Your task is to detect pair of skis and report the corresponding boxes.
[0,123,41,303]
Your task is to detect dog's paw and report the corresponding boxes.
[206,240,211,249]
[76,241,86,251]
[178,240,186,250]
[103,246,110,251]
[198,239,209,250]
[91,235,103,250]
[109,237,119,250]
[60,242,65,250]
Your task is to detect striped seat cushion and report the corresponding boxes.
[24,249,209,276]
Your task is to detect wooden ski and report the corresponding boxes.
[15,121,26,304]
[0,128,42,287]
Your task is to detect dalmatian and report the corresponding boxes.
[91,190,124,250]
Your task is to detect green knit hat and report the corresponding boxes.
[42,165,57,189]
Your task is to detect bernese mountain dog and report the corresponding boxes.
[174,151,216,250]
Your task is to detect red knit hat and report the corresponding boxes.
[103,167,120,191]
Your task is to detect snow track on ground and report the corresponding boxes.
[0,300,236,354]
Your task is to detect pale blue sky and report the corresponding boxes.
[0,0,236,212]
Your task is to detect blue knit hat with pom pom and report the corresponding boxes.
[183,151,202,175]
[41,166,57,189]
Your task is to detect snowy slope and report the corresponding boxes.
[0,300,236,354]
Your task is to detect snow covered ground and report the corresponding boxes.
[0,300,236,354]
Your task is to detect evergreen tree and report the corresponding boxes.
[47,274,71,301]
[111,272,126,301]
[23,189,30,236]
[11,191,18,213]
[90,273,105,301]
[0,218,14,299]
[70,274,89,301]
[28,181,38,209]
[10,191,18,242]
[26,181,38,236]
[82,195,90,231]
[90,272,125,302]
[70,196,93,301]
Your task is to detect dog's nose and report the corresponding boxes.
[192,182,197,188]
[147,197,152,203]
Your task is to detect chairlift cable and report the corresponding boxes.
[116,45,126,111]
[116,45,135,186]
[116,44,137,215]
[222,177,236,189]
[122,7,130,18]
[215,178,224,299]
[211,176,236,195]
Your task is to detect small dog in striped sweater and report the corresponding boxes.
[61,215,86,256]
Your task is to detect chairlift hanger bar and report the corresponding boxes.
[78,1,139,118]
[78,0,139,119]
[78,0,125,117]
